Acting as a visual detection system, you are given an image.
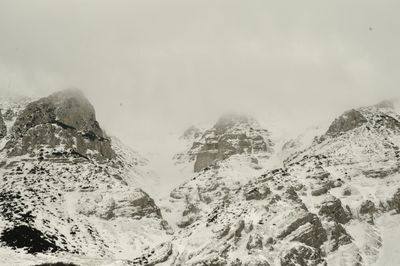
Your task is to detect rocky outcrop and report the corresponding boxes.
[359,200,376,215]
[192,114,273,172]
[318,196,351,224]
[181,126,202,140]
[278,212,327,248]
[0,110,6,139]
[325,109,367,138]
[131,242,173,266]
[390,188,400,213]
[78,188,162,220]
[281,244,326,266]
[5,89,115,161]
[328,223,353,251]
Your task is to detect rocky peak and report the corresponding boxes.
[4,89,115,162]
[12,88,103,138]
[190,114,273,172]
[325,109,368,138]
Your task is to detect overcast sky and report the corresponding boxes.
[1,0,400,149]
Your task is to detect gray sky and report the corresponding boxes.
[1,0,400,149]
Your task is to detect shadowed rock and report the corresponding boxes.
[325,109,367,138]
[319,196,351,224]
[5,89,115,161]
[0,110,6,139]
[193,114,273,172]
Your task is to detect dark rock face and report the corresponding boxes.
[325,109,367,138]
[246,233,263,251]
[181,126,202,140]
[359,200,376,215]
[0,225,59,254]
[131,242,173,266]
[390,188,400,213]
[78,188,162,220]
[318,197,351,224]
[193,114,273,172]
[5,89,115,162]
[244,185,271,201]
[278,213,327,249]
[281,245,326,266]
[328,223,353,251]
[0,110,6,139]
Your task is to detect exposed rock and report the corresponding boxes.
[328,223,353,251]
[244,185,271,201]
[6,89,115,161]
[0,110,6,139]
[193,114,273,172]
[278,213,327,248]
[246,233,263,251]
[34,263,79,266]
[281,244,326,266]
[78,188,162,220]
[243,259,271,266]
[318,196,351,224]
[359,200,376,215]
[325,109,368,138]
[189,253,228,266]
[181,126,202,140]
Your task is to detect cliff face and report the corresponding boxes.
[182,114,274,172]
[6,89,115,162]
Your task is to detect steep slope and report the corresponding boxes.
[160,102,400,266]
[0,90,171,266]
[283,101,400,265]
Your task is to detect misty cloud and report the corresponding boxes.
[0,0,399,148]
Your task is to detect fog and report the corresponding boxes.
[1,0,400,150]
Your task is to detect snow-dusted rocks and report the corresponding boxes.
[6,89,115,162]
[189,114,273,172]
[78,188,162,220]
[0,110,6,139]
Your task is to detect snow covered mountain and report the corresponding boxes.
[158,102,400,265]
[0,90,172,266]
[2,90,400,266]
